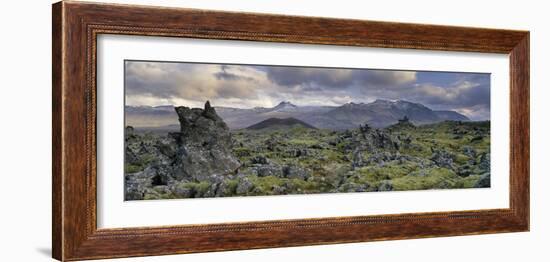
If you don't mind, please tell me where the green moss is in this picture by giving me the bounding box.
[180,181,211,196]
[455,153,470,165]
[353,161,418,185]
[462,174,483,188]
[288,178,309,193]
[143,193,159,200]
[125,153,158,174]
[248,176,285,195]
[336,141,349,151]
[285,178,326,194]
[391,167,459,191]
[288,138,318,146]
[142,187,177,200]
[195,181,211,195]
[125,164,143,173]
[220,179,239,196]
[140,154,156,165]
[323,149,345,162]
[233,147,252,157]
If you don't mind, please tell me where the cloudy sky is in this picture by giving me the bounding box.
[125,60,490,120]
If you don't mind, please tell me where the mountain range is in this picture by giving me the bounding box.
[125,99,469,131]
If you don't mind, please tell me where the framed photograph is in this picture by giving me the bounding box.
[52,1,529,261]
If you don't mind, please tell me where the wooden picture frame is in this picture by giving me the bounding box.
[52,1,529,261]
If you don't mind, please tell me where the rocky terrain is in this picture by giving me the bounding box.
[125,101,490,200]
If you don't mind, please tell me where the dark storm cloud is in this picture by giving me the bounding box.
[410,74,490,116]
[265,67,355,90]
[264,67,416,91]
[353,70,418,87]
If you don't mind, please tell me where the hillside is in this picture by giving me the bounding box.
[325,99,469,128]
[246,117,317,130]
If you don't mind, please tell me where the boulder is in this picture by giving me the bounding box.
[172,183,195,198]
[457,164,474,177]
[254,164,282,177]
[250,155,269,165]
[235,176,255,195]
[215,179,238,197]
[462,146,477,158]
[203,182,220,198]
[282,165,310,180]
[378,180,393,191]
[479,152,491,172]
[430,149,455,169]
[272,185,288,195]
[351,149,366,168]
[265,136,280,151]
[474,173,491,188]
[124,166,157,200]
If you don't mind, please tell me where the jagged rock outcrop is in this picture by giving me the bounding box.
[349,126,400,168]
[430,149,455,169]
[360,128,400,152]
[171,101,240,181]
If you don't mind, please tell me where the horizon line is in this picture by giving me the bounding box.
[125,98,427,110]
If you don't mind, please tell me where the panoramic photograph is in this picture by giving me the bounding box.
[124,60,491,201]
